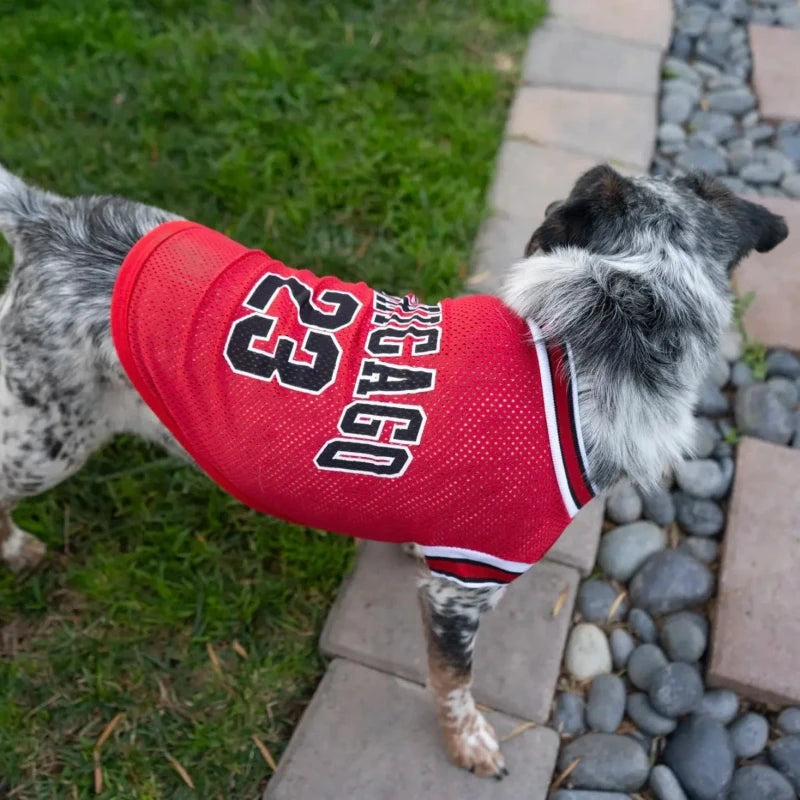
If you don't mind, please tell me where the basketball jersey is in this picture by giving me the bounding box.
[111,220,595,586]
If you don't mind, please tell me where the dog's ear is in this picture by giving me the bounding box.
[525,165,628,256]
[745,201,788,253]
[681,174,789,256]
[524,198,593,256]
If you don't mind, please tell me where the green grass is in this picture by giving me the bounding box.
[0,1,545,796]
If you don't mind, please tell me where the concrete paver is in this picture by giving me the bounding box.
[468,211,533,295]
[547,496,606,577]
[708,437,800,706]
[750,24,800,121]
[549,0,674,49]
[264,659,560,800]
[489,139,609,221]
[734,197,800,351]
[523,20,662,95]
[506,87,656,170]
[470,140,606,293]
[320,541,579,722]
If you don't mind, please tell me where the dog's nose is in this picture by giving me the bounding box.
[544,200,563,217]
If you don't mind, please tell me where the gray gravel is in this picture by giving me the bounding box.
[606,480,643,524]
[698,689,740,725]
[628,608,658,644]
[566,624,613,681]
[776,707,800,735]
[729,712,769,757]
[610,629,635,670]
[641,486,677,526]
[558,734,650,793]
[767,350,800,379]
[674,492,725,536]
[735,382,795,444]
[628,644,669,691]
[730,765,796,800]
[664,716,735,800]
[660,612,709,662]
[586,674,627,734]
[648,662,705,717]
[658,3,800,197]
[674,459,731,499]
[693,418,720,458]
[769,736,800,792]
[695,378,730,416]
[598,522,667,583]
[578,580,629,623]
[629,550,715,613]
[784,172,800,197]
[649,765,689,800]
[627,693,678,736]
[678,536,719,564]
[553,691,587,736]
[731,360,755,387]
[768,376,800,409]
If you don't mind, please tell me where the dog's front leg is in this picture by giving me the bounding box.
[418,574,507,778]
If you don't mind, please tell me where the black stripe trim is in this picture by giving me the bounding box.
[424,554,527,573]
[427,566,513,585]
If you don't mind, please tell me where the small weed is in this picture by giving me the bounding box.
[723,426,741,446]
[733,290,757,332]
[743,339,769,380]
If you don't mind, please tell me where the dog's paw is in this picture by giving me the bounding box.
[444,709,507,779]
[2,527,46,572]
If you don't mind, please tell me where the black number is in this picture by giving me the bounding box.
[339,402,425,443]
[314,439,411,477]
[355,359,434,397]
[246,275,360,331]
[224,273,361,395]
[366,326,440,357]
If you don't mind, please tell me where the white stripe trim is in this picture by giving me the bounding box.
[528,320,579,518]
[565,341,596,495]
[421,545,531,574]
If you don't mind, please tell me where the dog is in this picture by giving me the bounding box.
[0,162,788,778]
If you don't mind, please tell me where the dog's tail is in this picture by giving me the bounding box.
[0,162,60,247]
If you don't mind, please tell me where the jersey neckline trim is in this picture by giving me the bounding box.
[421,321,596,588]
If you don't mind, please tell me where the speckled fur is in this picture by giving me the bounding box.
[0,162,788,777]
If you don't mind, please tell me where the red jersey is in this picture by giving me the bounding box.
[111,221,595,586]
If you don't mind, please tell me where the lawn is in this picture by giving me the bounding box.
[0,1,545,797]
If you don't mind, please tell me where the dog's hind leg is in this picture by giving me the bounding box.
[0,352,121,571]
[0,508,45,572]
[0,390,98,571]
[418,574,508,778]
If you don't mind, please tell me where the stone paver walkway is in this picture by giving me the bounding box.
[321,542,579,722]
[750,23,800,120]
[708,437,800,705]
[265,660,560,800]
[264,1,800,797]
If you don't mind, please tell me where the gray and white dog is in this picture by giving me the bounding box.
[0,162,788,777]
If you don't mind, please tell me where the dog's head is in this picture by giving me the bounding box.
[503,165,789,491]
[524,164,788,273]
